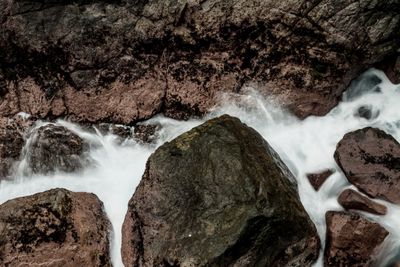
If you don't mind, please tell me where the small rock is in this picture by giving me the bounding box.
[0,188,112,266]
[25,124,89,174]
[338,189,387,215]
[334,127,400,204]
[111,124,133,140]
[355,105,379,120]
[324,211,389,267]
[133,124,159,143]
[306,169,334,191]
[0,116,32,178]
[96,123,133,140]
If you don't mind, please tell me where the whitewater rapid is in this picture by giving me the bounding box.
[0,68,399,266]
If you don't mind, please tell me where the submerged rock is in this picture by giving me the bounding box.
[0,1,398,122]
[0,116,32,178]
[338,189,387,215]
[306,169,334,191]
[324,211,388,267]
[0,188,111,266]
[25,124,89,174]
[96,123,133,141]
[355,105,379,120]
[96,122,160,143]
[133,124,159,144]
[334,127,400,204]
[122,115,320,266]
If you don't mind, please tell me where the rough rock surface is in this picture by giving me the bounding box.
[133,124,159,143]
[25,124,89,174]
[96,123,159,143]
[122,115,320,266]
[334,127,400,204]
[377,55,400,84]
[324,211,389,267]
[338,189,387,215]
[306,169,334,191]
[0,1,399,123]
[0,188,111,266]
[0,115,32,178]
[96,123,133,140]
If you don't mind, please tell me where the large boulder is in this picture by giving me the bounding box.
[324,211,389,267]
[0,188,111,266]
[334,127,400,204]
[122,115,320,266]
[0,115,32,178]
[24,124,89,174]
[0,1,399,123]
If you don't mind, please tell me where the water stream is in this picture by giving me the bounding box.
[0,68,399,266]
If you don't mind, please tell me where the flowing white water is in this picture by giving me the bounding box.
[0,68,399,266]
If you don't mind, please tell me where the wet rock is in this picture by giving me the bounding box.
[0,116,32,178]
[356,105,379,120]
[96,123,133,140]
[25,124,89,174]
[334,127,400,204]
[0,188,111,266]
[324,211,388,267]
[338,189,387,215]
[306,169,334,191]
[95,123,160,143]
[344,70,384,101]
[376,55,400,84]
[133,124,159,143]
[110,124,133,140]
[0,1,399,122]
[122,115,320,266]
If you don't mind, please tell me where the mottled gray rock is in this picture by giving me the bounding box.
[122,115,320,267]
[25,124,90,174]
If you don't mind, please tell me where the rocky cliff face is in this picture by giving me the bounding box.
[1,0,399,123]
[122,115,320,266]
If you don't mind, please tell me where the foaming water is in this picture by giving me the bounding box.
[0,68,399,266]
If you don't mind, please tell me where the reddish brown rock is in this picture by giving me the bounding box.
[0,115,32,178]
[122,115,320,267]
[0,188,111,266]
[334,127,400,204]
[324,211,389,267]
[338,189,387,215]
[0,1,399,123]
[306,169,334,191]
